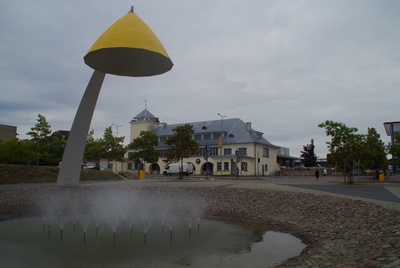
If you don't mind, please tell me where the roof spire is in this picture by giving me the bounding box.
[145,99,147,110]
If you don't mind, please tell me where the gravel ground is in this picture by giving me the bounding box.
[0,178,399,268]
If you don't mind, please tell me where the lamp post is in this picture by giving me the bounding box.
[112,123,122,137]
[217,113,226,178]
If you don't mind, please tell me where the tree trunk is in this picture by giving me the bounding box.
[179,158,183,179]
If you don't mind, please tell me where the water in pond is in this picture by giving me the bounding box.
[0,217,305,267]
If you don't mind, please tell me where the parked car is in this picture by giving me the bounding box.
[82,164,95,169]
[163,162,193,176]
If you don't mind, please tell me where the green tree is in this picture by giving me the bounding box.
[126,131,159,171]
[166,124,199,179]
[47,130,69,165]
[0,139,19,163]
[99,126,126,163]
[84,130,102,161]
[0,138,36,164]
[300,139,317,167]
[360,128,387,175]
[27,114,52,165]
[318,120,363,182]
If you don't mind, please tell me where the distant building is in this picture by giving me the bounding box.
[384,121,400,173]
[0,124,17,142]
[116,109,297,176]
[277,147,299,168]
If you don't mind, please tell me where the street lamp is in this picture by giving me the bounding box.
[217,113,226,178]
[217,113,226,119]
[112,123,122,137]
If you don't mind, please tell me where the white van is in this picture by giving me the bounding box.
[163,162,193,176]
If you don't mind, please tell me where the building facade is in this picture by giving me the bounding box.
[121,109,294,177]
[0,124,17,142]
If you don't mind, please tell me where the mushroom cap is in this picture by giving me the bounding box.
[84,9,173,77]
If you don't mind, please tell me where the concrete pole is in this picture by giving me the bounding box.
[57,71,106,185]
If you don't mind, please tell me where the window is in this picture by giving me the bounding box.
[203,134,211,140]
[196,147,202,156]
[193,147,216,157]
[238,148,247,156]
[228,133,235,138]
[160,136,167,143]
[241,162,248,171]
[194,134,202,140]
[128,163,133,170]
[157,150,167,157]
[265,164,268,171]
[224,148,232,155]
[224,162,229,170]
[128,152,134,159]
[263,147,270,157]
[212,133,220,140]
[217,162,222,171]
[195,148,204,156]
[210,147,219,156]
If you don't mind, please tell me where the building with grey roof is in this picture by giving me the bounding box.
[121,109,295,177]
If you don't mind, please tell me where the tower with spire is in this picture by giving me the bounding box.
[129,102,160,142]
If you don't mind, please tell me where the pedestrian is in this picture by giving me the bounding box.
[236,167,239,178]
[315,169,320,180]
[323,168,327,176]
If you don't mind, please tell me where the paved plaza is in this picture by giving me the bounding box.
[114,174,400,211]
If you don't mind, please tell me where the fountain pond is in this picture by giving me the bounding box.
[0,189,306,267]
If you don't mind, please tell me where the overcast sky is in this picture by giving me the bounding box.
[1,0,399,158]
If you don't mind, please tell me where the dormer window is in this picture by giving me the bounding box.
[212,133,220,140]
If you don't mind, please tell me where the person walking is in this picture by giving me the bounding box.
[315,169,320,181]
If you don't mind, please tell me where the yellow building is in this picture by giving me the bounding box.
[122,109,294,177]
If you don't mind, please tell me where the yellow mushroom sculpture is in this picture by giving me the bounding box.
[57,7,173,185]
[85,6,173,76]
